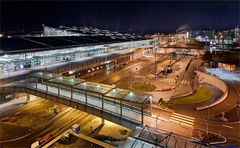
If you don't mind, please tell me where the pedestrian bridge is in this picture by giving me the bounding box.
[1,72,152,129]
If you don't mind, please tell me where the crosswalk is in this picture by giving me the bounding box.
[160,78,190,84]
[134,75,190,85]
[169,112,195,127]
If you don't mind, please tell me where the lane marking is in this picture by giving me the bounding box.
[172,113,195,120]
[222,124,233,129]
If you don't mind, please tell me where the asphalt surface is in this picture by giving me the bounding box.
[1,55,239,146]
[82,56,240,146]
[83,55,171,88]
[0,98,124,148]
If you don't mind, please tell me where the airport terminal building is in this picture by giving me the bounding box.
[0,26,154,74]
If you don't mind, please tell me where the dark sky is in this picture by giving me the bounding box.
[1,1,239,34]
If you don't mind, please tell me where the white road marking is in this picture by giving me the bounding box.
[222,124,233,129]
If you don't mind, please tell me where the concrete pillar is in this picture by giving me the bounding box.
[27,94,30,101]
[11,92,16,100]
[101,118,105,125]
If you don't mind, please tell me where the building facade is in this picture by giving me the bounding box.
[0,26,154,74]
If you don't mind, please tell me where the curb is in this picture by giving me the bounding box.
[192,128,227,145]
[195,71,229,110]
[155,86,176,92]
[0,133,31,143]
[206,119,240,125]
[171,90,194,99]
[0,97,28,109]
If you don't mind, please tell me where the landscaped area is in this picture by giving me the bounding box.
[192,128,226,145]
[132,82,156,92]
[168,86,213,106]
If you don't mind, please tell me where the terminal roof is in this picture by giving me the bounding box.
[0,35,144,55]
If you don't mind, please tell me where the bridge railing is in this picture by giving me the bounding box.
[26,80,144,125]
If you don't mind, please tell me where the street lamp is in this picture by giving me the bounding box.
[154,39,160,78]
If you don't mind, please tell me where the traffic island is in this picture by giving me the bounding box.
[131,82,156,92]
[167,86,213,106]
[192,128,226,145]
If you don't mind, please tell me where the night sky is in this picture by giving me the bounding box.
[1,1,239,34]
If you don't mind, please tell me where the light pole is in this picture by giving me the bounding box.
[156,114,160,129]
[207,100,210,135]
[155,43,157,78]
[154,39,159,78]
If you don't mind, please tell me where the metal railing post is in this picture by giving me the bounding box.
[141,104,144,126]
[102,94,104,109]
[35,79,37,89]
[26,76,29,87]
[85,91,87,104]
[58,84,60,96]
[46,80,48,92]
[71,86,73,99]
[120,100,122,117]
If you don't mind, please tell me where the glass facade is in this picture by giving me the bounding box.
[0,39,153,74]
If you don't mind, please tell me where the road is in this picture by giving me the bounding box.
[1,54,239,146]
[82,56,171,88]
[0,98,129,148]
[82,56,240,146]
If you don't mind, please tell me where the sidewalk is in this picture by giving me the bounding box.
[0,97,27,109]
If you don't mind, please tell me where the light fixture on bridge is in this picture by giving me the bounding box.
[96,84,100,89]
[129,91,133,97]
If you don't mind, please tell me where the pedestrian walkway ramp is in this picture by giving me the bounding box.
[1,71,153,129]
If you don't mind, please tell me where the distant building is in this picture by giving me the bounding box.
[234,25,240,43]
[189,28,235,50]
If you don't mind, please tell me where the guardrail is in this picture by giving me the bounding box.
[195,71,228,110]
